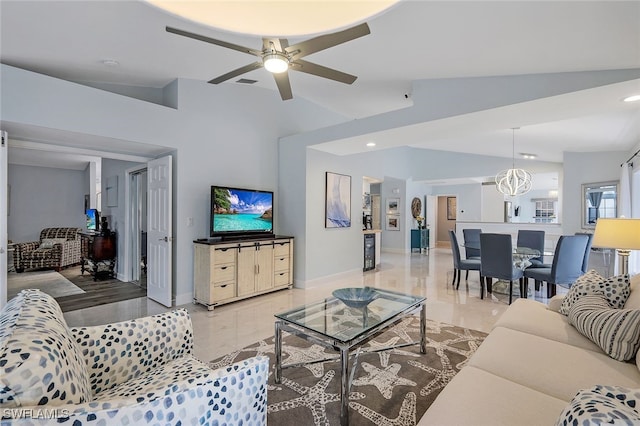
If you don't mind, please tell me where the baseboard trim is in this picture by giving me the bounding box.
[294,267,363,289]
[174,292,191,307]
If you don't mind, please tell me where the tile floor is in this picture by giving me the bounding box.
[63,248,561,361]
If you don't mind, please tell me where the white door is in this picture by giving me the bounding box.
[425,195,437,249]
[147,155,172,307]
[0,131,8,308]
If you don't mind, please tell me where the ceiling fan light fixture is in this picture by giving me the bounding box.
[263,53,289,73]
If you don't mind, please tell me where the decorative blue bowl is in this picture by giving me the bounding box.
[332,287,378,308]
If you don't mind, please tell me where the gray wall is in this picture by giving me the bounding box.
[3,64,636,297]
[284,144,561,283]
[2,64,345,305]
[100,158,147,278]
[563,150,629,234]
[8,164,86,242]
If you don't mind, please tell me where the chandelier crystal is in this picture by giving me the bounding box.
[495,128,532,196]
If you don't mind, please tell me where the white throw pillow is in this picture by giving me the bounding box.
[39,238,67,249]
[568,295,640,361]
[559,270,631,316]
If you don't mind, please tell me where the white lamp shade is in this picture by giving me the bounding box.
[592,218,640,250]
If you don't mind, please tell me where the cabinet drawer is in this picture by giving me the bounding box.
[274,256,290,272]
[274,271,290,286]
[273,242,290,257]
[213,264,235,283]
[213,282,235,302]
[214,246,236,264]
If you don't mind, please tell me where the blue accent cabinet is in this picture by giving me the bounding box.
[410,229,430,254]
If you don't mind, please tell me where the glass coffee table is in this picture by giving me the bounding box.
[274,287,426,426]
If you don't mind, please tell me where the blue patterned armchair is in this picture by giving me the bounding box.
[13,227,82,273]
[0,290,268,425]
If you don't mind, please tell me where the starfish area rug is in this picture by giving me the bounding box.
[209,316,487,425]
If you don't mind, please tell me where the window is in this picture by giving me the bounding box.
[533,199,556,223]
[582,181,618,228]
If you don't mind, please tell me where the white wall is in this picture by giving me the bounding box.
[8,164,86,242]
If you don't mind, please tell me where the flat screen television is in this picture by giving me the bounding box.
[211,186,273,238]
[86,208,100,231]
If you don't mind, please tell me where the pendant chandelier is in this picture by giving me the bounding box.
[495,128,532,196]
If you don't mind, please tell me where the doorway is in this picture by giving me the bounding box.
[437,195,456,248]
[128,168,148,289]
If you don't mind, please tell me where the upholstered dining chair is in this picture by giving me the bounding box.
[523,234,590,298]
[517,230,545,267]
[479,233,524,304]
[463,228,481,260]
[575,232,594,274]
[448,230,481,290]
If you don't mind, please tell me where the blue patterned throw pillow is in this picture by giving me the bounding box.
[560,270,631,316]
[556,385,640,425]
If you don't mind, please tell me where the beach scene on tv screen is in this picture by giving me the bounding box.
[213,188,273,232]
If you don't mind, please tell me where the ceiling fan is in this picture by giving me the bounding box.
[165,23,370,100]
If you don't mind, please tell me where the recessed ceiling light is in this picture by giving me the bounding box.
[520,153,537,160]
[366,142,376,147]
[623,95,640,102]
[101,59,120,67]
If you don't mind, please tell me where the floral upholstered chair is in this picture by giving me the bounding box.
[13,227,82,272]
[0,289,269,425]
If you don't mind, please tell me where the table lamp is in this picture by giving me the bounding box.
[591,218,640,275]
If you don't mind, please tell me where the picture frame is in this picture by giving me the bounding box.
[447,196,457,220]
[387,198,399,215]
[325,172,351,228]
[386,215,400,231]
[362,193,371,210]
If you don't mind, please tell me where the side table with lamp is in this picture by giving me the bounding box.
[591,218,640,276]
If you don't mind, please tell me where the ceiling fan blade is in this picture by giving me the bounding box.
[263,38,288,51]
[292,59,357,84]
[285,23,370,61]
[208,61,263,84]
[273,72,293,100]
[166,26,262,56]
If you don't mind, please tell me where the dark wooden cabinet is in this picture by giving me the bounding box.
[80,232,117,280]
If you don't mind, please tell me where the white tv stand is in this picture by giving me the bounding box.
[193,235,294,311]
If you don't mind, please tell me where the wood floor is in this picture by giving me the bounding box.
[57,266,147,312]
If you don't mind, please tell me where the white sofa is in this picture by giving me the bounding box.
[419,274,640,425]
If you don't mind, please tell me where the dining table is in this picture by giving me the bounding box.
[460,242,548,298]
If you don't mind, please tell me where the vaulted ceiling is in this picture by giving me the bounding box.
[1,1,639,167]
